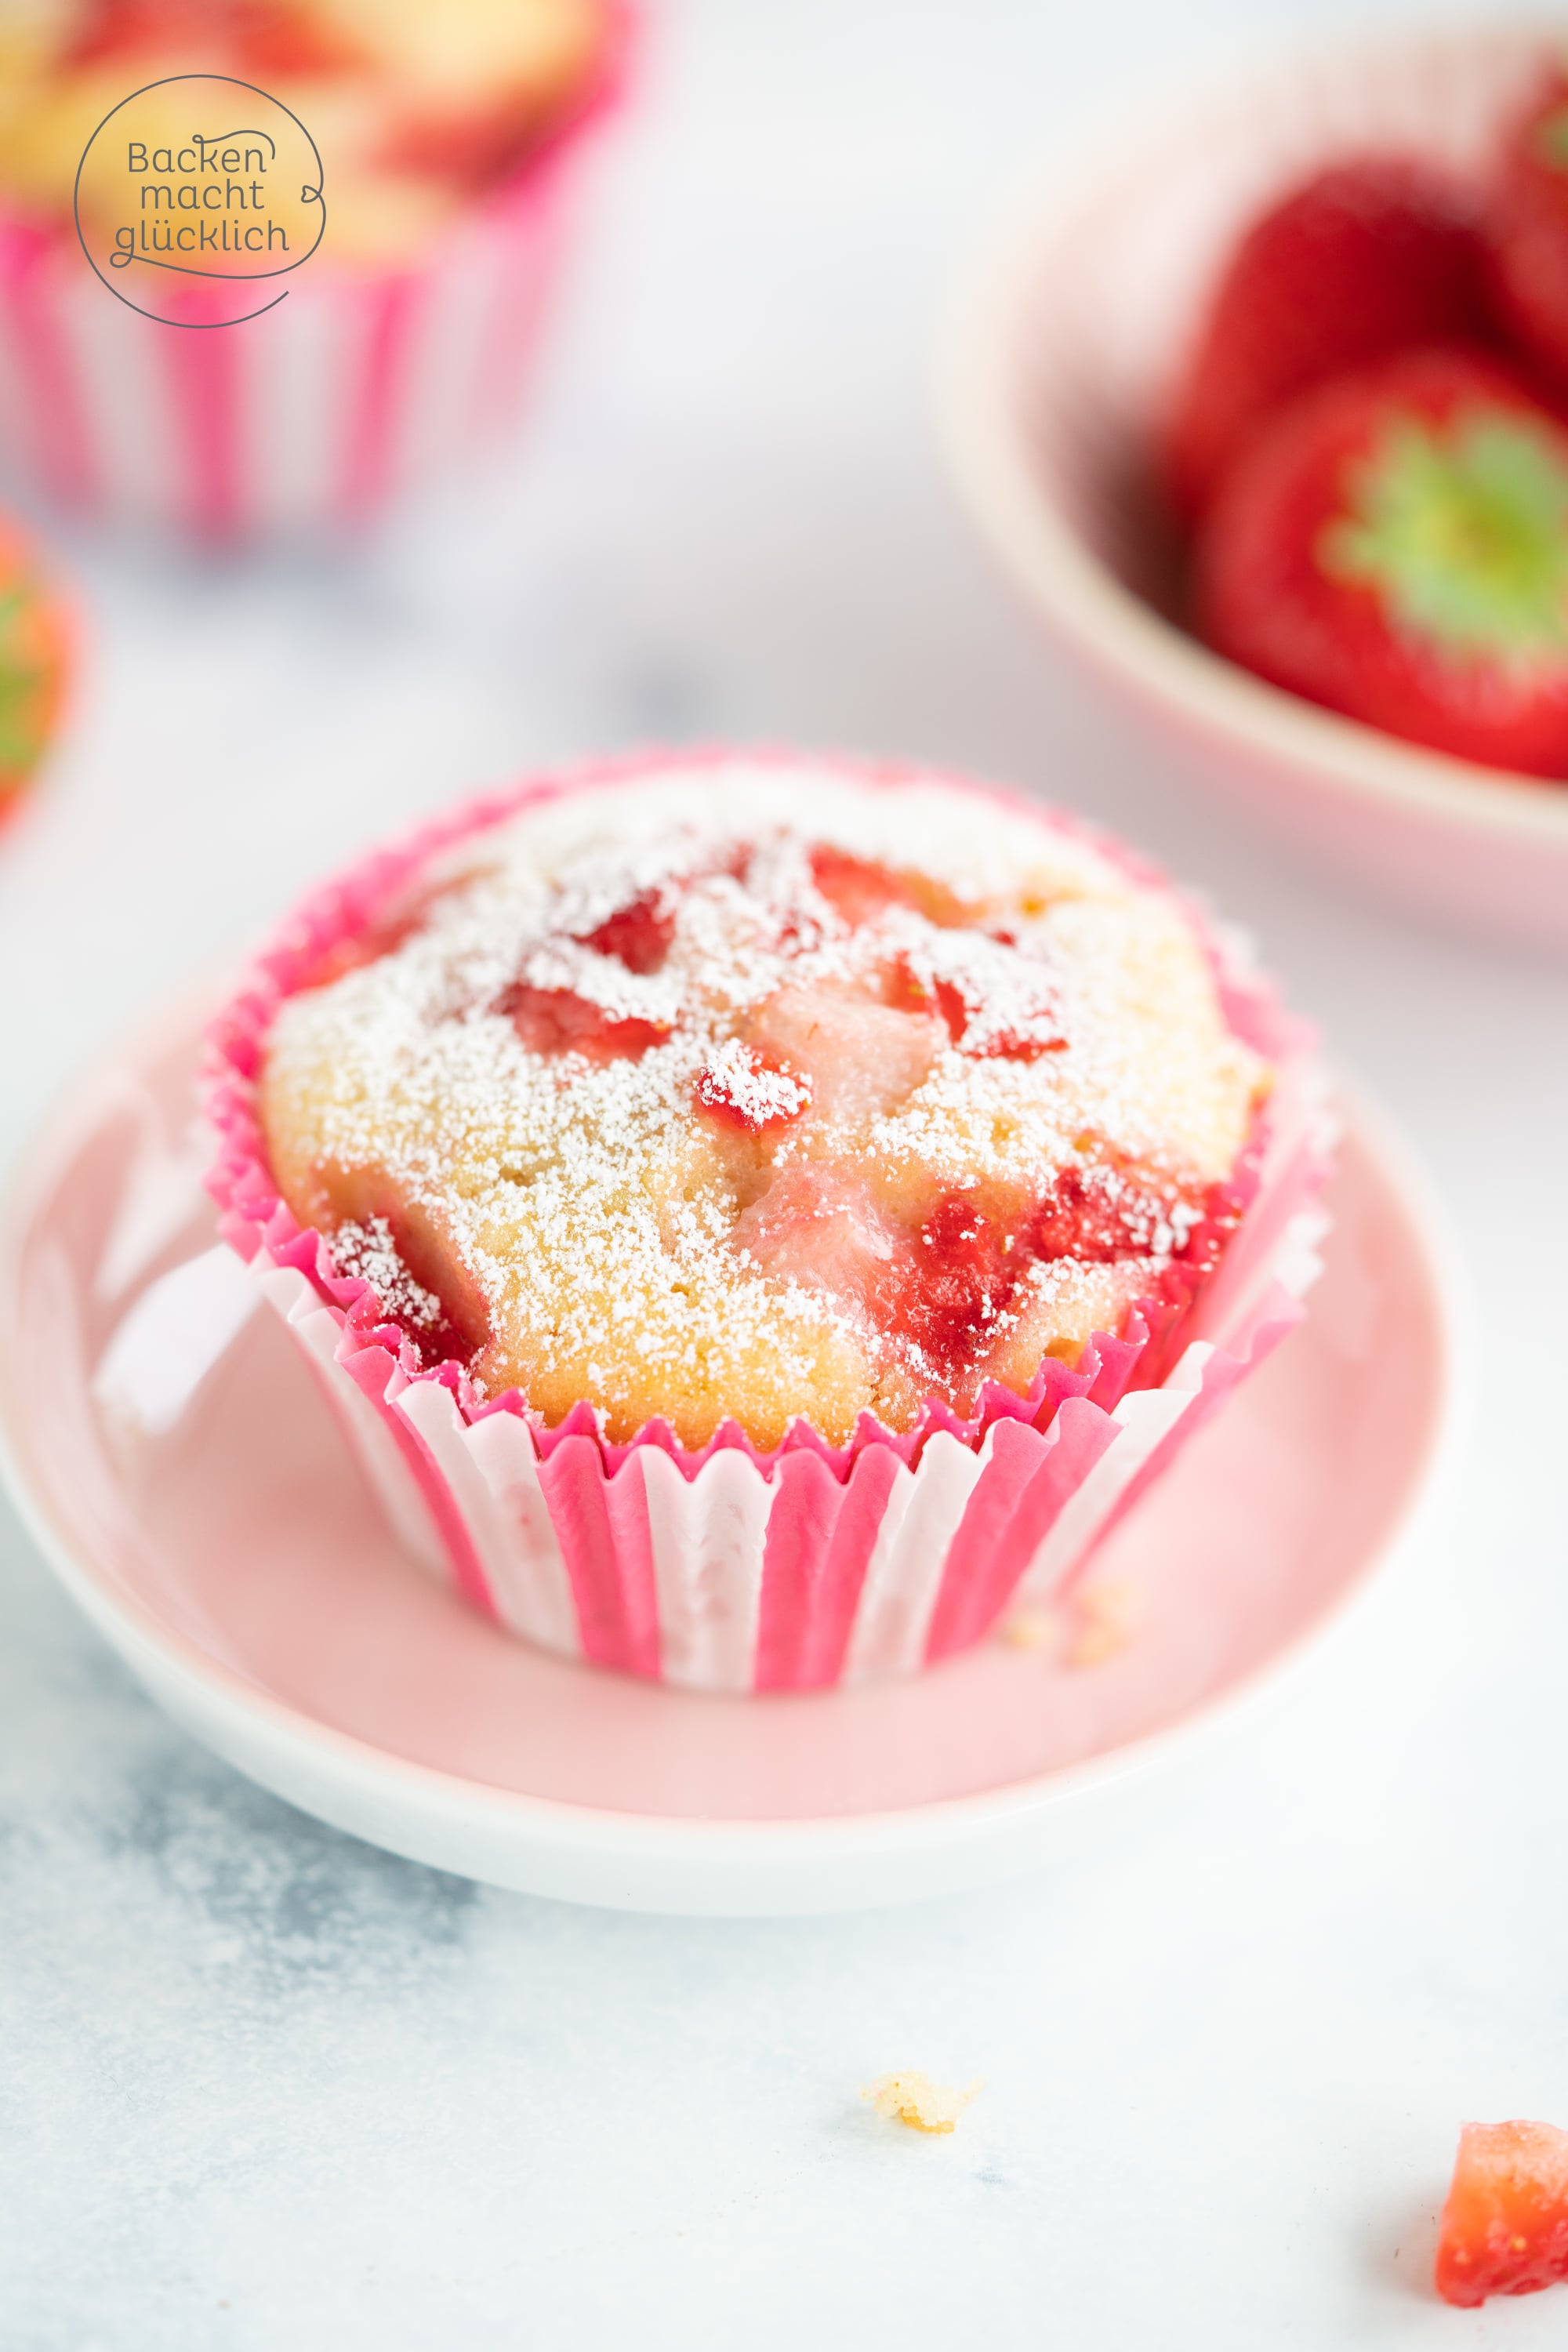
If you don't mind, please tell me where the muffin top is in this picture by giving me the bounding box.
[258,763,1270,1449]
[0,0,608,263]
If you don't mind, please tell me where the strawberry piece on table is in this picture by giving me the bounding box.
[0,518,69,817]
[1166,160,1494,519]
[1436,2120,1568,2307]
[1490,67,1568,396]
[1193,346,1568,775]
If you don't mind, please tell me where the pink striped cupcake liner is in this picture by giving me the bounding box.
[205,754,1335,1693]
[0,19,630,542]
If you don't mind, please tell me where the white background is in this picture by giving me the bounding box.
[3,1,1567,2343]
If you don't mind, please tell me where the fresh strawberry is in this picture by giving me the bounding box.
[1193,346,1568,774]
[1166,161,1494,519]
[1489,67,1568,396]
[1436,2120,1568,2307]
[0,518,69,821]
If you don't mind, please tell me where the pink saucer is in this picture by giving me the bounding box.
[0,1001,1453,1913]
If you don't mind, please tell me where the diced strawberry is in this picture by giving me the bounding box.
[728,1168,902,1322]
[694,1042,812,1134]
[574,889,675,975]
[748,985,938,1122]
[808,847,975,931]
[499,982,671,1062]
[887,956,967,1041]
[733,1174,1022,1374]
[1194,346,1568,775]
[808,848,917,927]
[1436,2121,1568,2307]
[314,1174,489,1374]
[1166,159,1494,517]
[894,1194,1021,1369]
[1029,1163,1182,1262]
[982,1027,1066,1063]
[888,952,1068,1061]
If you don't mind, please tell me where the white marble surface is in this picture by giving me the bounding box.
[3,0,1568,2342]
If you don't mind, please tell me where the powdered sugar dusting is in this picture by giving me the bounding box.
[257,762,1268,1446]
[695,1039,814,1130]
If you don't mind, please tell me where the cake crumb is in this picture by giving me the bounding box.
[997,1604,1063,1654]
[1068,1578,1142,1668]
[863,2071,981,2134]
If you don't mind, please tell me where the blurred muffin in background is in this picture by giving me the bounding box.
[0,0,609,263]
[0,0,629,538]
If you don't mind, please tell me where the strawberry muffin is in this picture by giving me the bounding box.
[0,0,612,266]
[253,762,1271,1450]
[211,757,1328,1688]
[0,0,626,534]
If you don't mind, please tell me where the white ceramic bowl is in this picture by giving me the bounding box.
[945,21,1568,953]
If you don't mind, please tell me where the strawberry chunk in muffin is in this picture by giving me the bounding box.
[257,765,1268,1447]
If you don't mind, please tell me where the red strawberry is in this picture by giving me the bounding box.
[1436,2120,1568,2307]
[1193,345,1568,775]
[1490,67,1568,396]
[1166,161,1494,519]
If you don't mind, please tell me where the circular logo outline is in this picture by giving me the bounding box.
[74,73,325,328]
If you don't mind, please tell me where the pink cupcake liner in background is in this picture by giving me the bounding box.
[204,755,1335,1693]
[0,14,632,543]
